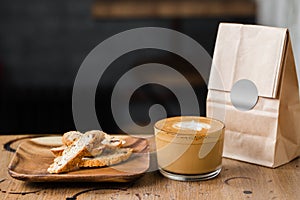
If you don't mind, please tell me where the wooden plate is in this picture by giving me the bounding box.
[8,135,149,182]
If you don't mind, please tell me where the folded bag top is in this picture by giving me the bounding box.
[209,23,287,98]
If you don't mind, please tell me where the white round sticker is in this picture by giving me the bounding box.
[230,79,258,111]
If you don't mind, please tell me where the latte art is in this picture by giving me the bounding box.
[172,120,211,131]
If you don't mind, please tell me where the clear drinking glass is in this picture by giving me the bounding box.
[154,116,225,181]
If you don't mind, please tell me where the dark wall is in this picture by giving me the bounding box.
[0,0,256,134]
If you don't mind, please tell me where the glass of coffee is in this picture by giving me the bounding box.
[154,116,224,181]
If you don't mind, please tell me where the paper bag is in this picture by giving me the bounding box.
[207,23,300,168]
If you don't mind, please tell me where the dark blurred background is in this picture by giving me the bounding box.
[0,0,256,134]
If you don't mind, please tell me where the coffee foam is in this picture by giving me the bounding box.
[172,120,211,132]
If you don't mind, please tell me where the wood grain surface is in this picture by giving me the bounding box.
[1,135,299,200]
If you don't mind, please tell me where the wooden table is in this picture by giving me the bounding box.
[0,135,299,200]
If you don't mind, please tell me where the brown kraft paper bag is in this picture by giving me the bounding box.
[207,23,300,168]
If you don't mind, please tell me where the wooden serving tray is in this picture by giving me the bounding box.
[8,135,149,182]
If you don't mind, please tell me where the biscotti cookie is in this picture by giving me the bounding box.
[62,131,83,146]
[51,130,105,157]
[63,130,124,148]
[79,148,133,168]
[47,132,99,173]
[101,134,124,149]
[50,145,105,157]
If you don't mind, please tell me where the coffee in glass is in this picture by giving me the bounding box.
[154,116,224,181]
